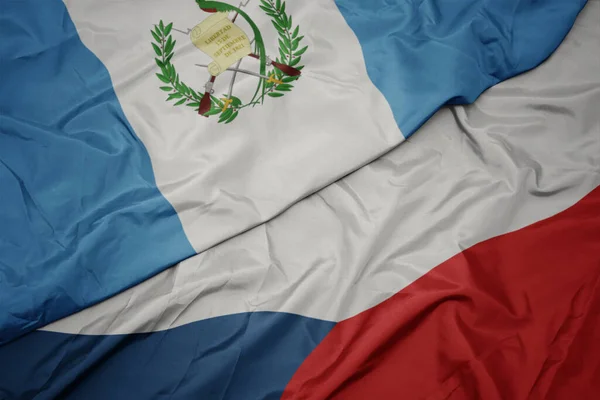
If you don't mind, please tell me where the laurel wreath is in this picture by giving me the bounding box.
[151,0,307,123]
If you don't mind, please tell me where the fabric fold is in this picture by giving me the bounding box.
[0,0,589,344]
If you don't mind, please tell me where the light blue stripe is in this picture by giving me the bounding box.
[0,0,195,344]
[335,0,587,137]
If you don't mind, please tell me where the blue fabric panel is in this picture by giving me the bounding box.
[0,0,195,344]
[335,0,587,137]
[0,312,335,400]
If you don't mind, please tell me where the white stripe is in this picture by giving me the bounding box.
[63,0,402,253]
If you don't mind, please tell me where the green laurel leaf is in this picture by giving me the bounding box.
[204,107,222,116]
[218,107,234,122]
[156,73,170,84]
[225,110,239,124]
[180,82,191,96]
[271,20,285,35]
[165,37,175,55]
[294,45,308,57]
[283,37,292,50]
[268,92,284,98]
[163,22,173,36]
[151,29,161,43]
[292,37,301,50]
[279,39,288,52]
[167,92,183,101]
[275,84,293,91]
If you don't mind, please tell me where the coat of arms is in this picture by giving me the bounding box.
[151,0,307,124]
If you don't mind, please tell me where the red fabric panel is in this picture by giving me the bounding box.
[283,186,600,400]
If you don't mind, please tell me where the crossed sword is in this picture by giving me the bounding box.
[172,0,297,115]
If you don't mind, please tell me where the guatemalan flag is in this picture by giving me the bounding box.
[1,0,598,399]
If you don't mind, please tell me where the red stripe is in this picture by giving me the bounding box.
[283,186,600,399]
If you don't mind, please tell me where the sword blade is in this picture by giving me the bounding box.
[195,64,270,81]
[226,39,255,99]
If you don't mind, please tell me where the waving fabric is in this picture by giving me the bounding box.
[0,0,588,347]
[0,1,598,398]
